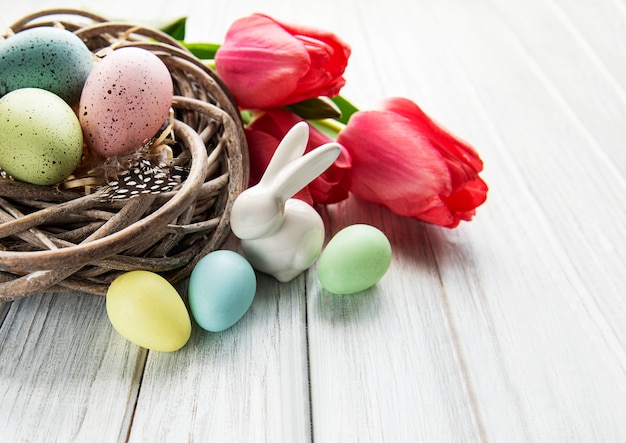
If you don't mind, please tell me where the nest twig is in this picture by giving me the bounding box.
[0,9,249,300]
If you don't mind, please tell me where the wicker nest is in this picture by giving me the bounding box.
[0,9,249,300]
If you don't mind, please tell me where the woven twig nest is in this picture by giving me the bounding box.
[0,9,249,300]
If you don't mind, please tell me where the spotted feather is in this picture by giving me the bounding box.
[98,158,187,200]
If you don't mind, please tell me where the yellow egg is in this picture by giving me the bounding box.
[106,271,191,352]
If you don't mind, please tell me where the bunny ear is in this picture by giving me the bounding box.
[270,142,342,202]
[260,122,309,186]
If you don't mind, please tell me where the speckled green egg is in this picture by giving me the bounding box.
[0,88,83,186]
[0,26,93,104]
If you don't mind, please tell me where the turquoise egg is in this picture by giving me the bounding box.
[0,27,93,104]
[188,250,257,332]
[318,224,392,294]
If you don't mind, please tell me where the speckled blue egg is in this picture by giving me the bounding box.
[0,27,94,104]
[0,88,83,186]
[188,250,257,332]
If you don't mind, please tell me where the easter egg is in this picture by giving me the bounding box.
[0,26,93,104]
[0,88,83,186]
[79,47,173,157]
[317,224,392,294]
[188,250,257,332]
[106,271,191,352]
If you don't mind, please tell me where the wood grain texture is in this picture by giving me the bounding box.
[0,293,144,442]
[127,276,311,442]
[309,200,483,442]
[1,0,625,442]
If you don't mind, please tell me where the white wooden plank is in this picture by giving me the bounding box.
[305,0,626,441]
[414,0,626,440]
[301,1,492,440]
[127,275,311,442]
[483,0,626,173]
[549,0,626,84]
[422,0,626,344]
[0,293,144,442]
[549,0,626,105]
[308,201,483,442]
[427,205,626,442]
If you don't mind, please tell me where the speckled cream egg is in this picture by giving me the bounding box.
[79,47,174,157]
[0,27,94,104]
[0,88,83,186]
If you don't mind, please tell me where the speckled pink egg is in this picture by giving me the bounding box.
[79,47,173,157]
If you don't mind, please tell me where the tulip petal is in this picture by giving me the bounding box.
[215,14,350,110]
[378,97,483,174]
[244,129,278,186]
[216,15,311,109]
[338,100,488,227]
[338,110,451,215]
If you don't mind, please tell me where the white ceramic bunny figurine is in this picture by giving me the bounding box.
[230,122,341,282]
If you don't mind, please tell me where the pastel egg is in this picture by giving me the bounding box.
[0,26,93,104]
[317,224,392,294]
[106,271,191,352]
[188,250,257,332]
[79,47,173,157]
[0,88,83,186]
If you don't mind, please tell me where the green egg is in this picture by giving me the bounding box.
[318,224,392,294]
[0,88,83,186]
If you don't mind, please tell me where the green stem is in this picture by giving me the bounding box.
[309,118,347,140]
[182,42,221,60]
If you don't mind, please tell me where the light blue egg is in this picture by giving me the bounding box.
[188,250,257,332]
[0,27,93,104]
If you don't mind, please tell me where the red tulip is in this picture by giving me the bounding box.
[337,97,487,228]
[245,109,352,205]
[215,14,350,110]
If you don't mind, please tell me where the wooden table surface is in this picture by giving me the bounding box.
[1,0,625,442]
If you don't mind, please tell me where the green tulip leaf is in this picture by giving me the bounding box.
[183,42,221,60]
[285,97,342,120]
[159,17,187,40]
[331,95,359,124]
